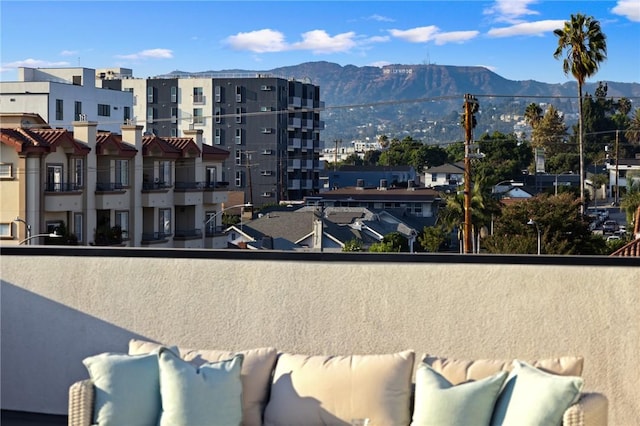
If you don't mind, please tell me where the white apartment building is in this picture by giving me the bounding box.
[0,113,230,248]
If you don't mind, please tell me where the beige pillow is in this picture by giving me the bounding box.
[422,354,583,385]
[129,339,277,426]
[263,350,415,426]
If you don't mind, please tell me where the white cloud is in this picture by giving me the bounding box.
[225,29,287,53]
[389,26,440,43]
[612,0,640,22]
[366,14,395,22]
[487,20,565,37]
[60,50,78,57]
[291,30,358,53]
[434,31,480,45]
[0,58,70,72]
[484,0,540,23]
[116,48,173,60]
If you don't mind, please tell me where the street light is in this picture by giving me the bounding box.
[527,218,541,255]
[14,217,31,245]
[492,180,524,198]
[19,232,63,245]
[202,203,252,247]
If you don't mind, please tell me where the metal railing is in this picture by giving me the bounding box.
[44,182,82,192]
[95,182,127,191]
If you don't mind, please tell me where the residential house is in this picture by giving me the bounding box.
[424,162,464,192]
[321,165,417,191]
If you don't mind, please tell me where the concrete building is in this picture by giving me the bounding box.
[99,71,325,207]
[0,67,133,133]
[0,113,230,248]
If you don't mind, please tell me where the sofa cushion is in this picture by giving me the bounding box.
[157,347,243,426]
[129,339,277,426]
[423,354,583,385]
[82,352,161,426]
[263,350,415,426]
[412,363,507,426]
[490,360,584,426]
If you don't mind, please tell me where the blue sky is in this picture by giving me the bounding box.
[1,0,639,84]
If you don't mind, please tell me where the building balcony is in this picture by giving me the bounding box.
[0,248,637,425]
[43,183,83,212]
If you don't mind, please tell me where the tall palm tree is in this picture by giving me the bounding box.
[524,103,543,129]
[625,108,640,145]
[554,14,607,214]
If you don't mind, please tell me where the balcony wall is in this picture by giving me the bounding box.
[0,247,638,424]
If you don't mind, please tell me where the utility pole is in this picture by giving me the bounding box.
[333,139,341,171]
[463,94,478,254]
[615,130,620,205]
[245,151,256,207]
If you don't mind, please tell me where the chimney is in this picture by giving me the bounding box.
[183,128,203,150]
[378,179,388,190]
[356,179,364,190]
[407,180,415,191]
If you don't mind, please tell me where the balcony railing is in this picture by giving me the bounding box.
[95,182,127,192]
[44,182,82,192]
[142,181,172,191]
[205,225,226,237]
[141,232,170,242]
[174,181,205,190]
[173,228,202,239]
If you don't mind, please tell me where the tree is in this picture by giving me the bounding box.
[531,105,569,160]
[342,239,363,252]
[474,131,533,185]
[524,103,543,131]
[626,108,640,146]
[417,226,446,253]
[554,14,607,213]
[483,193,608,255]
[377,134,390,149]
[368,232,409,252]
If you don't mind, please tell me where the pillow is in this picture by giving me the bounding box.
[263,350,415,426]
[490,360,584,426]
[129,339,277,426]
[82,352,161,426]
[423,355,583,385]
[411,363,507,426]
[157,347,244,426]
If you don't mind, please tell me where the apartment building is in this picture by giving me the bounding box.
[99,71,325,206]
[0,67,133,133]
[0,113,230,248]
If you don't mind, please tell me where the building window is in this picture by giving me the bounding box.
[74,213,83,243]
[205,167,216,188]
[235,171,243,187]
[193,108,204,125]
[75,101,82,121]
[0,163,13,179]
[214,128,221,145]
[235,150,243,166]
[170,128,177,137]
[147,107,155,123]
[147,86,155,103]
[159,160,172,185]
[72,158,84,188]
[215,85,221,102]
[115,159,129,187]
[124,106,131,123]
[115,211,129,240]
[215,107,221,124]
[431,174,437,182]
[171,86,177,103]
[159,208,172,237]
[235,85,242,102]
[170,107,178,124]
[98,104,110,117]
[46,164,63,191]
[205,211,218,235]
[55,99,64,120]
[0,223,11,238]
[235,128,242,145]
[235,107,242,124]
[193,87,204,103]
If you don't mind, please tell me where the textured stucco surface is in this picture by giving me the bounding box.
[1,251,638,424]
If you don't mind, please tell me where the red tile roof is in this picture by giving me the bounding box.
[95,132,137,157]
[1,128,90,155]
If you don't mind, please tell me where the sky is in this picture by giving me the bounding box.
[1,0,639,84]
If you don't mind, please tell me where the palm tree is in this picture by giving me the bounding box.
[625,108,640,145]
[554,14,607,214]
[524,103,543,129]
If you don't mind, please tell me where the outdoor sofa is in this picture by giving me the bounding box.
[68,339,608,426]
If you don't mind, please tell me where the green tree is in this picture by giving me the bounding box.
[475,131,533,185]
[554,13,607,211]
[483,193,607,255]
[368,232,409,252]
[524,103,543,131]
[342,239,363,252]
[417,226,446,253]
[620,177,640,231]
[531,105,569,159]
[626,109,640,146]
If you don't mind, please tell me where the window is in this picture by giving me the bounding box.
[170,107,178,123]
[214,128,221,145]
[235,107,242,123]
[115,211,129,240]
[215,86,221,102]
[75,101,82,121]
[193,108,203,125]
[74,213,83,243]
[159,208,172,237]
[46,221,63,235]
[159,161,172,185]
[205,211,217,234]
[123,106,131,123]
[431,174,437,182]
[205,167,217,187]
[147,86,154,103]
[170,128,177,137]
[235,171,243,187]
[235,85,242,102]
[115,159,129,187]
[147,107,155,123]
[72,158,84,188]
[0,223,11,238]
[235,128,242,145]
[193,87,204,103]
[98,104,110,117]
[171,86,177,103]
[55,99,63,120]
[0,163,13,179]
[46,164,63,191]
[235,150,243,166]
[215,107,221,124]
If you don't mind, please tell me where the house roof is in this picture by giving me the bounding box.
[96,132,138,157]
[202,144,230,161]
[319,186,439,202]
[142,135,182,158]
[425,163,465,174]
[337,165,415,172]
[1,127,90,155]
[610,238,640,257]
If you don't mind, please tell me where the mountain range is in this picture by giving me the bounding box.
[170,61,640,144]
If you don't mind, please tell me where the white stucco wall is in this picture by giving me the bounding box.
[1,248,638,424]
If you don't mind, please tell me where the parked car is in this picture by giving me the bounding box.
[602,220,619,234]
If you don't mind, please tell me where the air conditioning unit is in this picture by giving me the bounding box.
[260,85,272,91]
[261,192,273,197]
[261,128,272,134]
